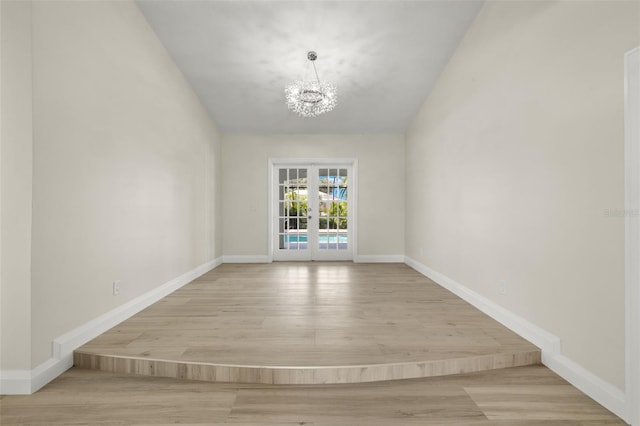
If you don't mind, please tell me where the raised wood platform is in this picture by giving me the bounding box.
[74,263,541,384]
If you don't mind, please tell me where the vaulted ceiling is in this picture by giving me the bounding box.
[137,1,483,134]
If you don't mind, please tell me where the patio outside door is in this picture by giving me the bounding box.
[271,161,355,261]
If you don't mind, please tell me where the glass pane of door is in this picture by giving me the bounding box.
[277,167,308,252]
[317,167,348,252]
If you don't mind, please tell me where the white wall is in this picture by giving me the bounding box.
[222,134,404,259]
[0,0,33,374]
[406,0,639,392]
[0,0,222,374]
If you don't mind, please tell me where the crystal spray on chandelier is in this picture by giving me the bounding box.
[285,51,337,117]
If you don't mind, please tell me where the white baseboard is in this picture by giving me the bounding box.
[543,353,627,421]
[0,370,31,394]
[0,257,222,395]
[354,254,405,263]
[222,255,271,263]
[404,257,561,354]
[52,257,222,360]
[404,256,627,423]
[222,254,404,263]
[31,356,74,394]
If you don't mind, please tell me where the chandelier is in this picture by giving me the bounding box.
[285,51,337,117]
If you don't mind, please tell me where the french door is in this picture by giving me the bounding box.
[271,161,355,261]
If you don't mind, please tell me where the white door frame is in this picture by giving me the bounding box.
[268,158,358,262]
[625,46,639,426]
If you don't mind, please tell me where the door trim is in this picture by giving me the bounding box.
[624,46,639,425]
[268,158,358,262]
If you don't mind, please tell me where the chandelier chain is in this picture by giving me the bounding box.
[312,61,321,85]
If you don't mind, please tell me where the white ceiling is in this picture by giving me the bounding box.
[136,1,483,134]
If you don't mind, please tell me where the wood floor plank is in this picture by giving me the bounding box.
[228,384,487,424]
[0,368,236,425]
[464,385,622,422]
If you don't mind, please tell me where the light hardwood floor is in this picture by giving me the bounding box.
[0,365,624,425]
[3,263,624,424]
[75,263,540,384]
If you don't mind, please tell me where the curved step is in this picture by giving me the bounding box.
[73,350,540,385]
